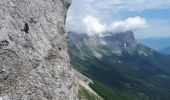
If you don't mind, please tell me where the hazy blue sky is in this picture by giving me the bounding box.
[66,0,170,39]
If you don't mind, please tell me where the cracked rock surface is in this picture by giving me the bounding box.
[0,0,78,99]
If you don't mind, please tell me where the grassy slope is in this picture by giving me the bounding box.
[69,44,170,100]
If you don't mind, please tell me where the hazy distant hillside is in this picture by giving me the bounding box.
[68,31,170,100]
[140,37,170,52]
[162,47,170,55]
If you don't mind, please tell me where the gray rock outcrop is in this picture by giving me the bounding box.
[0,0,78,100]
[103,31,137,55]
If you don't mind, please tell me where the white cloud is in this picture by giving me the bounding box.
[110,16,148,32]
[83,16,106,36]
[67,15,148,36]
[68,0,170,19]
[66,0,170,38]
[79,0,170,12]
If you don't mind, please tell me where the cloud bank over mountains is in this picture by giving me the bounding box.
[78,15,148,36]
[83,16,106,36]
[66,0,170,38]
[109,16,148,33]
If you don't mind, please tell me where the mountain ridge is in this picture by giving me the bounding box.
[68,31,170,100]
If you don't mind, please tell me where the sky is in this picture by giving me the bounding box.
[66,0,170,39]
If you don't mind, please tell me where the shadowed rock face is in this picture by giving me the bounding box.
[103,31,137,55]
[0,0,78,100]
[68,31,138,55]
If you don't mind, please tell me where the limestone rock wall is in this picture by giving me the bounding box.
[0,0,78,99]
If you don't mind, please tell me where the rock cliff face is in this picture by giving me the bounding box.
[68,31,138,55]
[103,31,137,55]
[0,0,78,100]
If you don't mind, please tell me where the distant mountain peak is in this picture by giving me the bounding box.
[68,31,170,100]
[102,31,137,55]
[104,31,135,42]
[68,31,148,56]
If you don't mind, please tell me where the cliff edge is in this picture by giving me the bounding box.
[0,0,77,99]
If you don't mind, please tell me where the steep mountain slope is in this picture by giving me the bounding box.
[68,31,170,100]
[0,0,78,100]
